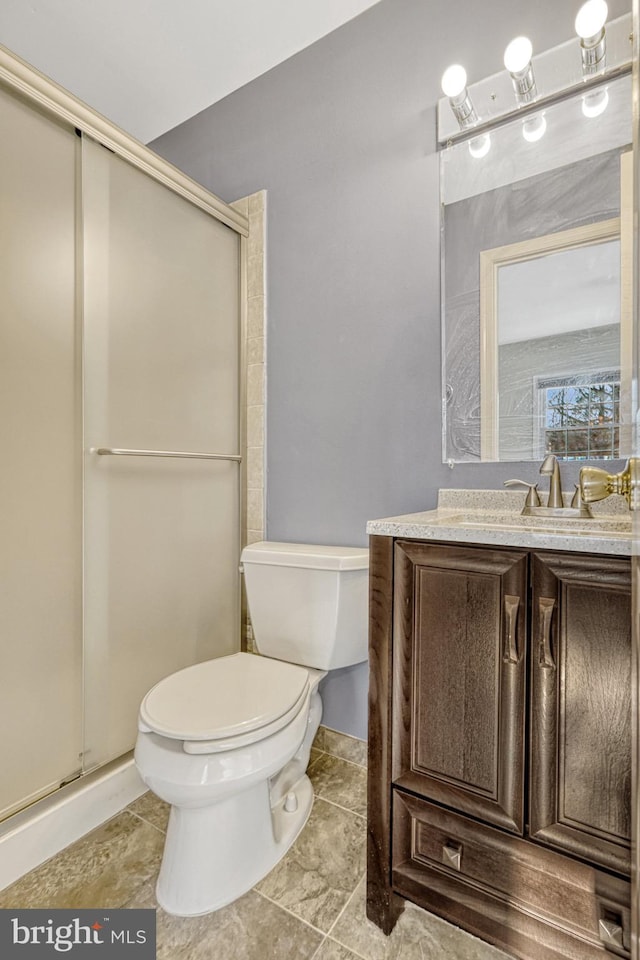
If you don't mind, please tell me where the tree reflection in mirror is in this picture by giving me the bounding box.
[536,372,620,460]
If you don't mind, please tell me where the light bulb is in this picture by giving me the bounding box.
[441,64,467,99]
[522,114,547,142]
[575,0,608,41]
[504,36,533,75]
[442,63,477,128]
[582,87,609,117]
[468,134,491,159]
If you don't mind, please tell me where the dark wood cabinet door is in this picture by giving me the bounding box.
[392,540,527,833]
[529,551,631,875]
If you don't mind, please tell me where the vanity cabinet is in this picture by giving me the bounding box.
[368,536,631,960]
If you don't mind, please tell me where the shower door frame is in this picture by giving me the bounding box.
[0,42,250,809]
[0,46,247,235]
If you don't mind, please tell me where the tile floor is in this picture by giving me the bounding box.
[0,727,513,960]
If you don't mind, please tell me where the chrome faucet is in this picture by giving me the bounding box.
[504,454,593,518]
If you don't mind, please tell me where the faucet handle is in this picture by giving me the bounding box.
[571,483,594,517]
[570,483,583,509]
[504,479,541,508]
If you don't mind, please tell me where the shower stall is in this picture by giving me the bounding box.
[0,49,247,825]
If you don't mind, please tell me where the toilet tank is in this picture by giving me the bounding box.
[240,542,369,671]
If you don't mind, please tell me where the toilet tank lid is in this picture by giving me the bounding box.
[241,541,369,571]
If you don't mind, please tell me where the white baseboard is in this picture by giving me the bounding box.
[0,756,146,892]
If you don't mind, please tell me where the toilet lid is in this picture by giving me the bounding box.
[139,652,310,742]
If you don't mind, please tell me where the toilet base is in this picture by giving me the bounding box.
[156,773,314,916]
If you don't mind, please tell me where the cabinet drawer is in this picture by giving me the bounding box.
[393,789,630,959]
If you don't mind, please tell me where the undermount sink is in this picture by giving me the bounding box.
[440,512,632,537]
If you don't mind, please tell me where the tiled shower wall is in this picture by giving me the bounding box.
[232,190,266,545]
[231,191,266,650]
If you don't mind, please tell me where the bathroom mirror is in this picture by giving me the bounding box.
[441,73,632,462]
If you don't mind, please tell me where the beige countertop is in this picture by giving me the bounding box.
[366,489,633,556]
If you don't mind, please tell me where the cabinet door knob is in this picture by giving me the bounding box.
[442,842,462,871]
[598,917,624,949]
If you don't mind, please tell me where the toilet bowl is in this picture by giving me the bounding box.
[135,653,323,916]
[134,541,369,917]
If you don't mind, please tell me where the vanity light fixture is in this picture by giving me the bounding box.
[437,6,631,146]
[504,36,537,103]
[522,113,547,142]
[581,86,609,116]
[575,0,608,75]
[441,64,478,128]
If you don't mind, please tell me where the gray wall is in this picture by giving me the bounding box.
[151,0,630,740]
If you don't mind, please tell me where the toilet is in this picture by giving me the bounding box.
[134,541,369,917]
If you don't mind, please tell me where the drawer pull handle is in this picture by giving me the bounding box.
[503,595,520,663]
[538,597,556,669]
[442,842,462,871]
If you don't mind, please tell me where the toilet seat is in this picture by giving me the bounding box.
[139,652,310,752]
[182,685,310,754]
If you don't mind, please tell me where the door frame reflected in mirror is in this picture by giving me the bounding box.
[479,173,632,461]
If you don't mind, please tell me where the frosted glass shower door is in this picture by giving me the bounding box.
[0,88,83,818]
[83,137,241,769]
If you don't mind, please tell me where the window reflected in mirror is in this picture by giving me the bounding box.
[538,374,620,460]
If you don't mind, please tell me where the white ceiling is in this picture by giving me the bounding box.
[0,0,382,143]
